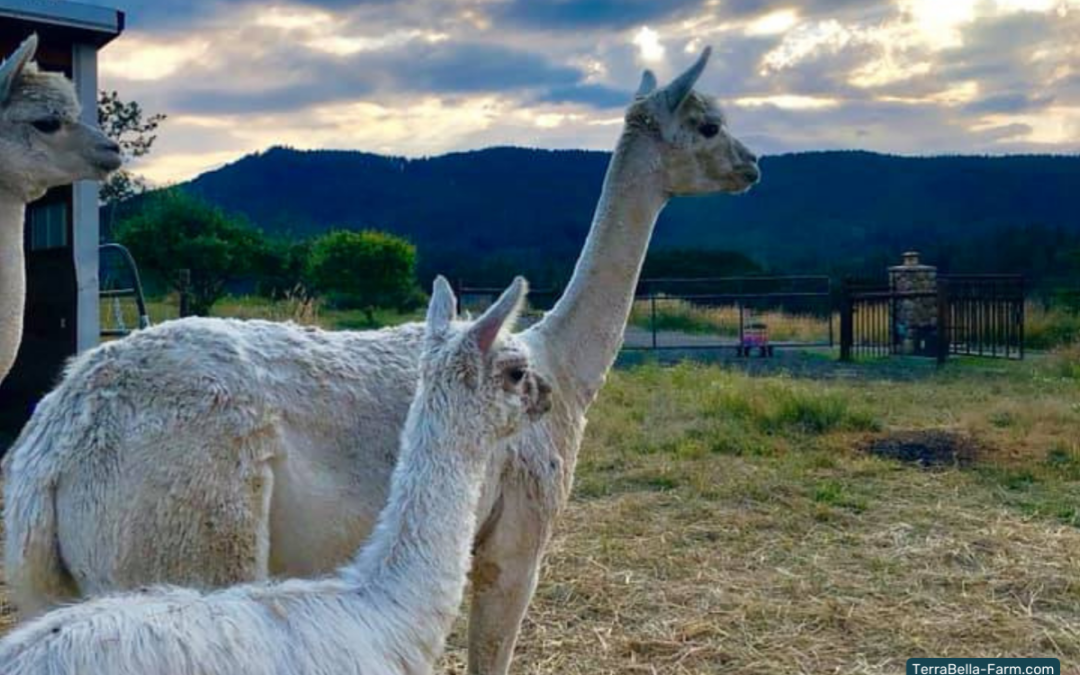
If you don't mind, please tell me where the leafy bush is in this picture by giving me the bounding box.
[307,230,420,322]
[253,238,313,300]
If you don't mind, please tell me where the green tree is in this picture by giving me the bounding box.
[115,189,265,315]
[97,90,167,232]
[254,237,313,299]
[308,230,419,321]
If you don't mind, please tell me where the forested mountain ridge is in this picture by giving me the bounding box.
[173,146,1080,285]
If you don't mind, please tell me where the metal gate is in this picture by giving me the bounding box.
[99,243,151,338]
[840,275,1024,363]
[942,275,1025,359]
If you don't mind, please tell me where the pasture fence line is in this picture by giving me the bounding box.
[458,275,836,355]
[839,275,1025,364]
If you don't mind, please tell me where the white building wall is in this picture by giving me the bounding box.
[71,41,100,352]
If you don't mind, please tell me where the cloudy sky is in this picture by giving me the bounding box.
[86,0,1080,184]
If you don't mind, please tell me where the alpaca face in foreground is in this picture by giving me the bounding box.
[0,275,550,675]
[418,275,552,443]
[0,35,121,202]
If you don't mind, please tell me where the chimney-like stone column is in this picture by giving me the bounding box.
[889,251,938,355]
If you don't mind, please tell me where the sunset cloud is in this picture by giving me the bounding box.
[82,0,1080,184]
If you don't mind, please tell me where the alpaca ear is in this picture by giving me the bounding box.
[635,70,658,99]
[0,34,38,105]
[425,275,457,338]
[659,46,711,113]
[469,276,527,354]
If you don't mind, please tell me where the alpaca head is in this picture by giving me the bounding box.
[0,35,122,202]
[419,275,551,447]
[627,47,760,196]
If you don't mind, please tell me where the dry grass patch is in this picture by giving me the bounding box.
[630,298,833,344]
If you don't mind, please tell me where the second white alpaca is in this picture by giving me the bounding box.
[0,276,551,675]
[0,35,122,383]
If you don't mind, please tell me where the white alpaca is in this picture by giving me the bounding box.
[0,34,122,383]
[3,48,758,674]
[0,276,551,675]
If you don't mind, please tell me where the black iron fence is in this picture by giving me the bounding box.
[840,275,1025,363]
[460,274,1025,363]
[942,275,1025,359]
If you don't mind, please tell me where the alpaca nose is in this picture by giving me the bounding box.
[737,162,761,185]
[100,139,121,154]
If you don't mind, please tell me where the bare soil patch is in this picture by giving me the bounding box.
[860,430,984,468]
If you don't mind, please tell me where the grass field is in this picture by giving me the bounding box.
[6,304,1080,673]
[440,356,1080,674]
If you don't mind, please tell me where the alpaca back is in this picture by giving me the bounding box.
[4,316,426,612]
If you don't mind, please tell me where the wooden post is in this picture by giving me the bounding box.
[178,268,192,318]
[1018,277,1026,360]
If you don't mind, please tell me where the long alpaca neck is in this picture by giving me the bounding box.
[341,396,488,658]
[0,191,26,384]
[537,129,668,402]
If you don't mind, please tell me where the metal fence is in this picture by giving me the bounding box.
[943,275,1025,359]
[459,276,835,354]
[840,275,1025,363]
[461,274,1025,362]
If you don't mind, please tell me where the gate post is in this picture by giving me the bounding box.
[1019,277,1026,360]
[936,278,950,365]
[178,269,192,318]
[839,281,853,362]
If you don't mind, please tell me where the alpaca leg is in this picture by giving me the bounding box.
[466,489,552,675]
[56,435,277,595]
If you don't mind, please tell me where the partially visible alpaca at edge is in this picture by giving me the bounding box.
[4,48,757,675]
[0,34,121,383]
[0,276,552,675]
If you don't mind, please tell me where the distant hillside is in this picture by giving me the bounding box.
[174,146,1080,286]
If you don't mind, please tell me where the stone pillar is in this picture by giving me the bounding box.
[889,251,937,355]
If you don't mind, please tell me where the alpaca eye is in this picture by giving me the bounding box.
[699,123,720,138]
[32,118,62,134]
[508,368,526,384]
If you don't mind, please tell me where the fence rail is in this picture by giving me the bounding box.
[461,276,835,354]
[840,275,1025,364]
[461,274,1025,363]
